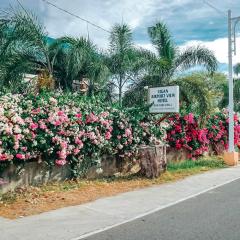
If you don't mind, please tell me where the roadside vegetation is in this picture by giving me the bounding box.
[0,5,238,219]
[0,157,226,219]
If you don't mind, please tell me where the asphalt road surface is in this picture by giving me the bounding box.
[83,178,240,240]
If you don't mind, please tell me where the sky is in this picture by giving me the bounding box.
[1,0,240,72]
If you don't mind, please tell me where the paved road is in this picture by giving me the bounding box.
[2,167,240,240]
[83,178,240,240]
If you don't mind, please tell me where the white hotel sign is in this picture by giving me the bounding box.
[148,86,179,113]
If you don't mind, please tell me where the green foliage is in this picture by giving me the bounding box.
[173,72,227,118]
[167,157,226,171]
[52,37,109,92]
[0,7,219,117]
[107,24,150,106]
[218,76,240,112]
[234,63,240,76]
[175,46,218,74]
[0,7,56,91]
[123,21,218,109]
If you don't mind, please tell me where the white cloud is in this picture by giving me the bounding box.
[41,0,158,48]
[136,43,156,53]
[179,37,240,65]
[3,0,240,71]
[38,0,210,48]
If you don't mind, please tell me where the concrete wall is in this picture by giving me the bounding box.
[0,146,166,193]
[0,162,71,194]
[0,155,121,194]
[166,147,189,162]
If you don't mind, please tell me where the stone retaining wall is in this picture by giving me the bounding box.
[0,145,167,194]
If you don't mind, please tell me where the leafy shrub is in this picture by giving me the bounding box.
[206,110,240,154]
[166,113,209,159]
[166,111,240,159]
[0,91,165,177]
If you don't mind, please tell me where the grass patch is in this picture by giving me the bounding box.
[0,156,227,219]
[167,156,226,171]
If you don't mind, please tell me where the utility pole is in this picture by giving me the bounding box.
[225,10,240,165]
[228,10,234,152]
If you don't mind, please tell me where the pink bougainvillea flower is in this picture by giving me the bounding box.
[105,131,112,140]
[234,114,238,122]
[16,153,25,160]
[55,159,67,166]
[75,138,84,149]
[60,141,68,149]
[32,108,41,115]
[99,112,109,118]
[184,113,194,124]
[30,122,38,130]
[21,147,27,152]
[31,132,36,139]
[73,148,80,155]
[57,110,65,116]
[125,128,132,137]
[88,132,96,140]
[54,120,61,126]
[14,134,22,141]
[0,154,8,161]
[39,123,47,130]
[176,142,182,149]
[86,113,99,123]
[75,113,82,119]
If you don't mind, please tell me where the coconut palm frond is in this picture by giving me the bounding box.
[52,36,108,91]
[172,76,213,117]
[110,24,133,53]
[0,6,52,86]
[148,22,175,62]
[175,45,218,73]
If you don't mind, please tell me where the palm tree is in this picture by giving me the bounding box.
[0,8,109,94]
[172,72,226,118]
[106,24,149,106]
[0,14,33,91]
[52,37,109,93]
[219,77,240,112]
[234,63,240,76]
[148,22,217,84]
[0,7,58,90]
[124,22,218,108]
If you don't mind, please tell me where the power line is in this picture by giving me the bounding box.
[41,0,111,33]
[202,0,227,16]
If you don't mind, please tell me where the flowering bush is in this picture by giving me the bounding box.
[0,91,164,177]
[2,90,238,176]
[110,107,164,159]
[166,113,209,159]
[166,111,240,159]
[206,110,240,154]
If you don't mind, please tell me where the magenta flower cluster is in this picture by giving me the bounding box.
[166,111,240,159]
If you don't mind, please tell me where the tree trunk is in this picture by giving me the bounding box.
[119,75,123,107]
[138,145,167,178]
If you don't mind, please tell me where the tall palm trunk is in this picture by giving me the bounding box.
[119,74,123,107]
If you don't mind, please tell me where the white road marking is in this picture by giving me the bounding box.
[70,175,240,240]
